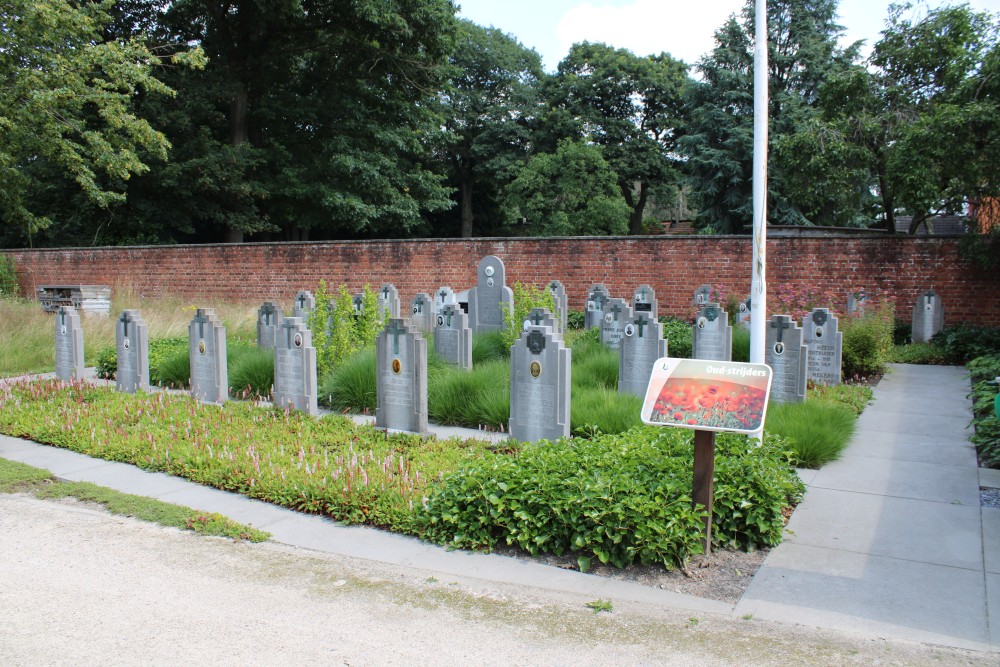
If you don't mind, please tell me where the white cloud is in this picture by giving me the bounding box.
[555,0,740,67]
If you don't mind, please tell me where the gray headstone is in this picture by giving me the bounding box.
[736,296,752,329]
[802,308,842,386]
[600,298,633,350]
[467,256,513,333]
[523,307,558,334]
[375,319,428,434]
[352,293,364,317]
[584,284,610,330]
[632,284,659,319]
[292,290,315,320]
[434,304,472,370]
[54,306,84,382]
[116,309,149,393]
[434,286,458,315]
[765,314,808,403]
[189,308,228,404]
[912,289,944,344]
[257,302,284,349]
[408,293,433,334]
[548,280,569,333]
[378,283,401,320]
[509,326,571,443]
[273,317,318,416]
[691,303,732,361]
[618,312,668,397]
[847,288,867,316]
[693,284,712,307]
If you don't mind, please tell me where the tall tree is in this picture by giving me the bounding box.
[542,42,688,235]
[437,20,543,238]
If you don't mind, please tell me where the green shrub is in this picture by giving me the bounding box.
[501,282,556,351]
[320,347,377,412]
[429,360,509,428]
[841,305,894,380]
[893,321,911,345]
[765,400,858,468]
[889,342,948,365]
[731,326,750,362]
[571,335,618,390]
[156,348,191,388]
[0,255,17,298]
[809,383,873,416]
[660,317,692,358]
[931,324,1000,364]
[229,347,274,399]
[570,386,643,435]
[96,346,117,380]
[472,330,509,363]
[311,282,384,376]
[967,354,1000,468]
[567,310,585,330]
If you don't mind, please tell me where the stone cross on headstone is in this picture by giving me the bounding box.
[272,317,318,416]
[54,305,84,382]
[802,308,842,386]
[434,304,472,370]
[912,289,944,344]
[600,298,633,350]
[619,312,668,397]
[434,286,458,316]
[548,280,568,333]
[693,284,712,307]
[765,314,808,403]
[352,293,364,317]
[376,318,428,434]
[257,302,284,349]
[292,290,315,320]
[691,303,732,361]
[408,292,433,333]
[189,308,228,404]
[509,325,571,443]
[378,283,401,319]
[632,284,659,319]
[467,255,513,333]
[116,309,149,394]
[523,307,557,333]
[584,284,610,330]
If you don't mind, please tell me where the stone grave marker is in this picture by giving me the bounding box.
[375,318,428,434]
[116,309,149,394]
[378,283,401,320]
[409,293,433,333]
[292,290,315,320]
[600,298,633,350]
[618,312,668,397]
[847,288,867,315]
[434,304,472,370]
[273,317,318,416]
[912,289,945,344]
[691,303,732,361]
[523,307,557,334]
[693,284,712,308]
[509,326,571,443]
[434,286,458,315]
[352,293,364,317]
[802,308,842,386]
[632,284,659,319]
[467,255,513,333]
[584,284,610,330]
[765,314,808,403]
[54,305,84,382]
[736,296,752,329]
[189,308,228,404]
[548,280,568,333]
[257,302,284,349]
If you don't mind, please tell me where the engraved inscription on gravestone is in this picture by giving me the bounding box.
[54,305,84,382]
[802,308,842,386]
[273,317,318,415]
[468,256,512,333]
[509,326,571,443]
[619,312,668,397]
[378,284,401,320]
[376,318,428,433]
[408,293,433,333]
[912,289,944,344]
[584,284,610,330]
[765,314,808,403]
[691,303,732,361]
[189,308,228,404]
[292,290,315,320]
[257,302,284,349]
[632,284,659,319]
[693,284,712,307]
[434,304,473,370]
[600,298,633,350]
[116,309,149,394]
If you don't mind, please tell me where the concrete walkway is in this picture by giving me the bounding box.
[0,364,996,653]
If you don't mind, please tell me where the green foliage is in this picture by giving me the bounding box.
[0,456,54,491]
[765,401,858,468]
[808,383,873,416]
[320,347,378,413]
[311,282,385,378]
[96,336,190,383]
[841,305,895,380]
[229,347,274,400]
[472,331,510,364]
[570,387,643,436]
[570,335,619,390]
[156,348,191,388]
[966,355,1000,467]
[501,282,556,352]
[0,256,17,297]
[660,317,693,358]
[731,327,751,362]
[428,360,510,429]
[416,427,803,566]
[889,342,949,365]
[567,310,585,330]
[931,324,1000,364]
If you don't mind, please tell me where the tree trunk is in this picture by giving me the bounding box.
[627,181,649,235]
[876,153,895,234]
[460,177,474,238]
[908,211,931,235]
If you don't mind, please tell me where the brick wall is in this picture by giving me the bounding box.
[4,235,997,325]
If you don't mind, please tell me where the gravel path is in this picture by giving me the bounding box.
[0,494,993,666]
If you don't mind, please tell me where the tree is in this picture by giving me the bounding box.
[502,139,630,236]
[0,0,198,245]
[437,20,543,238]
[542,42,688,235]
[680,0,856,233]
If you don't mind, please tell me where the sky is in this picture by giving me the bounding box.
[455,0,1000,72]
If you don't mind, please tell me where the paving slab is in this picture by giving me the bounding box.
[854,410,971,439]
[735,543,990,651]
[784,486,982,570]
[155,485,299,529]
[810,454,980,505]
[988,573,1000,650]
[843,432,977,466]
[984,508,1000,575]
[981,468,1000,489]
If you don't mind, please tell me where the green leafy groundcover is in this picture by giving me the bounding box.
[0,379,803,570]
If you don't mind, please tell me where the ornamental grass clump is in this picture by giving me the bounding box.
[764,400,857,468]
